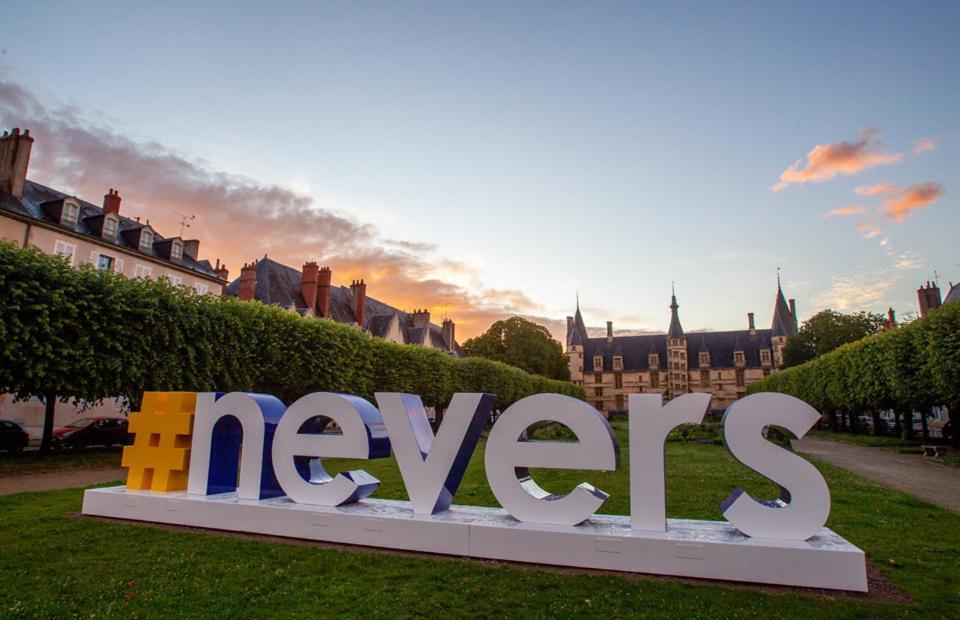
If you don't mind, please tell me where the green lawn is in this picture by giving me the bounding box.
[0,448,120,476]
[2,423,959,618]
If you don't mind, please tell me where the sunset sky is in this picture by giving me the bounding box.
[2,1,957,340]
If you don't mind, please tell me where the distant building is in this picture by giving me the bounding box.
[917,279,960,317]
[0,127,228,293]
[566,282,798,413]
[226,257,462,356]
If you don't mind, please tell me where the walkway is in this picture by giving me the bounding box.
[794,437,960,513]
[0,468,122,496]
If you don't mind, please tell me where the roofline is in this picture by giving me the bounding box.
[1,209,226,284]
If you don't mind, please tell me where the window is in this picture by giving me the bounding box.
[96,254,114,271]
[114,259,124,274]
[614,373,623,389]
[734,351,745,365]
[139,230,153,251]
[760,349,771,364]
[594,387,603,397]
[61,202,80,226]
[648,353,659,368]
[615,394,624,410]
[700,369,710,387]
[171,241,183,260]
[595,401,604,411]
[53,240,76,265]
[169,275,183,286]
[195,283,208,295]
[102,216,118,239]
[594,372,602,384]
[593,356,603,370]
[650,372,660,389]
[699,352,710,366]
[613,356,623,370]
[736,368,746,387]
[135,264,152,278]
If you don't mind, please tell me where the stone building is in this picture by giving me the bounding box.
[225,257,462,355]
[566,282,798,413]
[0,127,229,435]
[917,279,960,317]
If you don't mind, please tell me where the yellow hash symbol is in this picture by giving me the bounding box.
[122,392,196,492]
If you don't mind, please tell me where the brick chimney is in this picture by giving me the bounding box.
[182,239,200,261]
[442,318,456,352]
[917,281,942,317]
[239,262,257,301]
[318,266,332,317]
[350,279,366,327]
[301,261,319,313]
[102,188,121,215]
[412,308,431,329]
[885,307,897,330]
[214,259,229,282]
[0,128,34,199]
[606,321,613,342]
[748,312,756,335]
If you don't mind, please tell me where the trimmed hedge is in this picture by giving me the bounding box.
[748,301,960,437]
[0,242,584,410]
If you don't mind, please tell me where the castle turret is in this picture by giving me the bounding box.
[666,287,688,400]
[566,297,588,386]
[771,274,797,368]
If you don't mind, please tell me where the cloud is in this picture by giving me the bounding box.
[880,182,945,223]
[812,271,901,311]
[0,78,549,339]
[823,205,867,218]
[854,219,882,239]
[893,252,924,270]
[854,183,897,196]
[772,129,903,191]
[912,138,936,155]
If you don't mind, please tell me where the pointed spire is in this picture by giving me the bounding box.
[667,287,684,339]
[568,294,589,347]
[771,272,798,337]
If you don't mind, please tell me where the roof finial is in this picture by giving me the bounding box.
[777,266,782,289]
[576,289,580,310]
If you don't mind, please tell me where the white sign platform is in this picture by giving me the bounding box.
[82,486,868,592]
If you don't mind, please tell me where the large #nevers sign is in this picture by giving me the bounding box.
[82,391,867,591]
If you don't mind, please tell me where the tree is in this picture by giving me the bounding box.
[462,317,571,381]
[782,309,886,368]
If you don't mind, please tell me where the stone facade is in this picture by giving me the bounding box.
[566,283,798,413]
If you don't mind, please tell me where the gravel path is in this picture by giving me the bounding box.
[794,437,960,513]
[0,468,123,496]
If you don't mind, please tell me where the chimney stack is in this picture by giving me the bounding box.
[301,262,320,313]
[102,188,121,215]
[350,279,367,327]
[885,307,897,330]
[318,266,332,317]
[214,259,229,282]
[442,318,456,352]
[748,312,756,334]
[917,281,942,317]
[239,262,257,301]
[412,308,431,329]
[0,128,34,199]
[566,316,574,335]
[606,321,613,341]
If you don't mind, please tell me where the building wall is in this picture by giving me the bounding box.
[0,215,27,246]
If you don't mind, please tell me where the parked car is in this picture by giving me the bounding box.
[0,420,29,452]
[52,417,129,450]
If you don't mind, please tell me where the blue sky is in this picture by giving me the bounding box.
[2,1,957,338]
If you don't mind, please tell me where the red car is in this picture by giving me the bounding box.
[52,417,129,450]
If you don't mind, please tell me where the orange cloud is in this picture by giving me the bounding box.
[772,129,903,191]
[913,138,936,154]
[824,205,867,218]
[854,218,881,239]
[880,182,944,223]
[854,183,897,196]
[0,79,554,340]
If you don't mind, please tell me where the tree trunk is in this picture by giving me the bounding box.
[904,408,915,441]
[40,391,56,453]
[920,408,929,440]
[871,409,882,436]
[892,410,902,437]
[950,402,959,449]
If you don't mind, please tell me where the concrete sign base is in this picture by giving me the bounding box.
[82,486,867,592]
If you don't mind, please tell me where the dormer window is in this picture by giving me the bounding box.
[139,229,153,251]
[593,356,603,370]
[648,353,659,368]
[61,201,80,227]
[102,214,119,240]
[734,351,745,365]
[613,356,623,370]
[699,351,710,366]
[760,349,771,364]
[170,240,183,261]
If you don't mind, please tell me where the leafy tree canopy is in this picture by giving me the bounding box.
[782,309,886,368]
[462,316,570,381]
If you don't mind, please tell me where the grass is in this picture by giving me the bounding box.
[2,422,959,618]
[0,448,121,476]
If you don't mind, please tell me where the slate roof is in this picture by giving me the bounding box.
[582,329,774,372]
[0,180,221,279]
[225,257,463,355]
[771,284,798,338]
[567,304,589,347]
[943,283,960,306]
[667,293,684,338]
